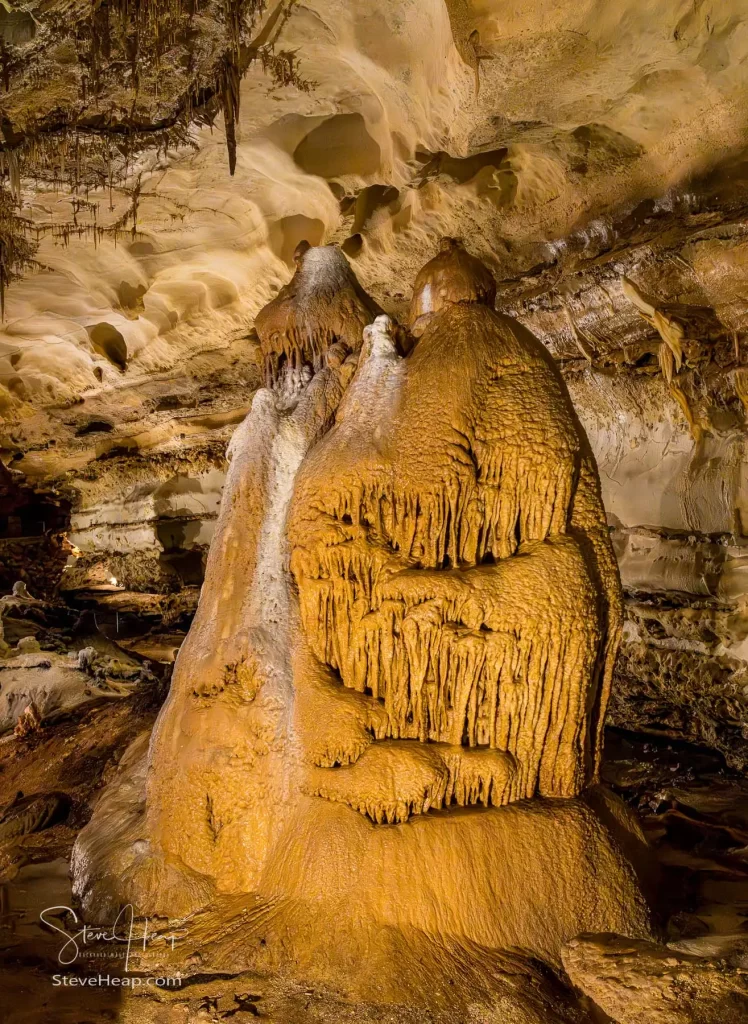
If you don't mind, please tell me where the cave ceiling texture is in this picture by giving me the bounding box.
[1,2,748,1023]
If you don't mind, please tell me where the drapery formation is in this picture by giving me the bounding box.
[289,281,622,823]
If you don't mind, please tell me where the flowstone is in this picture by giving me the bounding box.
[73,241,654,1014]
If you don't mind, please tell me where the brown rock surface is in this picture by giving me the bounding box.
[1,0,748,774]
[255,243,381,384]
[3,2,748,1020]
[563,933,748,1024]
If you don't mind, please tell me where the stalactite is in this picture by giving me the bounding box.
[0,40,10,94]
[622,274,706,438]
[219,52,241,175]
[295,534,597,808]
[670,382,702,441]
[0,184,37,318]
[0,0,313,306]
[294,450,576,573]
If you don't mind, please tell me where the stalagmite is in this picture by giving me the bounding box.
[408,235,497,331]
[289,241,622,819]
[254,241,381,385]
[73,240,651,1014]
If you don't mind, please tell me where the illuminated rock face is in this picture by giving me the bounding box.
[73,242,650,1009]
[408,236,497,331]
[289,252,623,818]
[254,242,381,385]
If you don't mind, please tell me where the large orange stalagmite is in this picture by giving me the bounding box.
[289,290,622,816]
[73,241,651,1015]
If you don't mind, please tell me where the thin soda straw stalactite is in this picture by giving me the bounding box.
[0,0,314,314]
[0,184,36,318]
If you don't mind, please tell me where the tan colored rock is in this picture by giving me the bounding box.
[290,246,622,815]
[73,245,650,1010]
[562,934,748,1024]
[12,700,40,738]
[254,242,380,385]
[0,653,102,733]
[408,235,497,328]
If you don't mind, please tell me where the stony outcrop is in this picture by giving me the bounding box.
[563,934,748,1024]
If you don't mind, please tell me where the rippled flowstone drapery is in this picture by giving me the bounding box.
[73,241,653,1014]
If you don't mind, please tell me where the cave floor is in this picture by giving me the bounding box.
[0,698,746,1023]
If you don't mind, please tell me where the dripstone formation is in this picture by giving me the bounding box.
[73,240,653,1013]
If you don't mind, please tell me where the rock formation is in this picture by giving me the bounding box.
[3,0,748,784]
[563,934,748,1024]
[255,241,382,384]
[2,4,748,1020]
[408,236,497,331]
[73,242,652,1012]
[289,239,623,814]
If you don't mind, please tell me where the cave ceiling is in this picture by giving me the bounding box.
[1,0,747,427]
